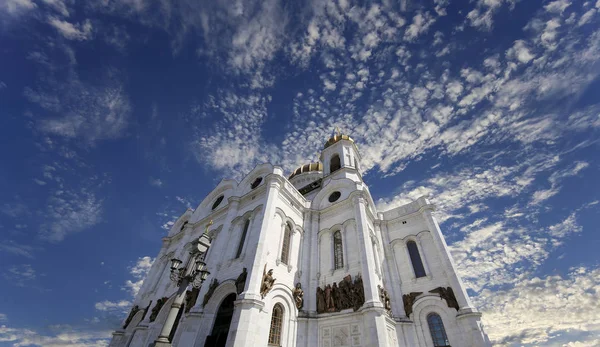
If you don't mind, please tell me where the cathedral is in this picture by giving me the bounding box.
[109,133,491,347]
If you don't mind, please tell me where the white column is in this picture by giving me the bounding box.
[307,211,319,314]
[154,278,189,347]
[420,204,474,310]
[227,178,281,347]
[379,222,407,317]
[352,194,382,307]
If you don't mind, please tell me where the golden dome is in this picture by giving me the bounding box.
[288,162,323,180]
[324,134,354,149]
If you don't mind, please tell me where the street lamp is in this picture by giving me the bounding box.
[154,221,213,347]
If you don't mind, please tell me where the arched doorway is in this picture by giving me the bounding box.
[205,293,236,347]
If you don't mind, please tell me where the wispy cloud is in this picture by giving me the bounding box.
[40,189,103,242]
[0,324,111,347]
[3,264,36,287]
[48,17,93,40]
[0,240,35,258]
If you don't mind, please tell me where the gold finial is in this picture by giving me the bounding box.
[204,220,213,234]
[334,126,341,136]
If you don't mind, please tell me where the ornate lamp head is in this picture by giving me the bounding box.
[170,258,183,270]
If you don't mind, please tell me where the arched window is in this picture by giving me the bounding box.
[333,231,344,270]
[330,154,341,173]
[268,303,284,346]
[236,219,250,258]
[427,313,450,347]
[407,240,426,278]
[280,224,292,265]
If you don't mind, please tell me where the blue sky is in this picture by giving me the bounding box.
[0,0,599,346]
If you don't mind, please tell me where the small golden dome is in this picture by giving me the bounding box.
[288,162,323,180]
[324,134,354,149]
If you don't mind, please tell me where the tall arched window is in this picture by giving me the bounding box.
[268,303,284,346]
[427,313,450,347]
[333,231,344,270]
[280,224,291,265]
[407,240,426,278]
[330,154,341,173]
[236,219,250,258]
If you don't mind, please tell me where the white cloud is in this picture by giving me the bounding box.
[506,40,535,64]
[0,313,7,322]
[48,17,93,40]
[40,189,103,242]
[578,9,596,26]
[404,12,435,41]
[545,0,572,14]
[1,0,36,15]
[31,77,131,144]
[478,266,600,346]
[123,256,154,297]
[40,0,69,17]
[0,324,111,347]
[3,264,36,287]
[0,240,34,258]
[94,300,131,312]
[149,177,163,187]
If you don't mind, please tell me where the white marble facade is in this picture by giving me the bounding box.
[109,134,491,347]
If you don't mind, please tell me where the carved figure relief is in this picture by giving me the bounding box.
[123,305,139,329]
[260,264,276,298]
[293,283,304,309]
[430,286,459,311]
[235,267,248,294]
[149,297,169,322]
[185,288,200,313]
[402,292,422,318]
[316,287,326,313]
[141,301,151,321]
[202,278,220,307]
[378,285,392,314]
[316,273,365,313]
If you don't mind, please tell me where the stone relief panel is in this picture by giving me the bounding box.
[321,324,361,347]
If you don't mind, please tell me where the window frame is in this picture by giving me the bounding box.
[333,230,344,270]
[427,312,450,347]
[280,223,292,265]
[268,303,284,346]
[407,240,426,278]
[235,219,250,259]
[330,154,341,173]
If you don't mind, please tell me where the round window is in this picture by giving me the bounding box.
[251,177,263,189]
[328,191,341,203]
[212,195,224,210]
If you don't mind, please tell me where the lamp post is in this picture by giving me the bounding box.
[154,222,212,347]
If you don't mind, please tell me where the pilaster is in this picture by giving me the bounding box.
[419,201,475,311]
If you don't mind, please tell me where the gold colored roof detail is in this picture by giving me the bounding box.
[324,134,354,149]
[288,162,323,180]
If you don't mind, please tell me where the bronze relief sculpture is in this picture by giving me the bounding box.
[430,286,459,311]
[149,297,169,322]
[315,273,365,313]
[123,305,139,329]
[402,292,422,318]
[293,283,304,309]
[260,264,276,298]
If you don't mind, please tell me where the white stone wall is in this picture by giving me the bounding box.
[110,143,490,347]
